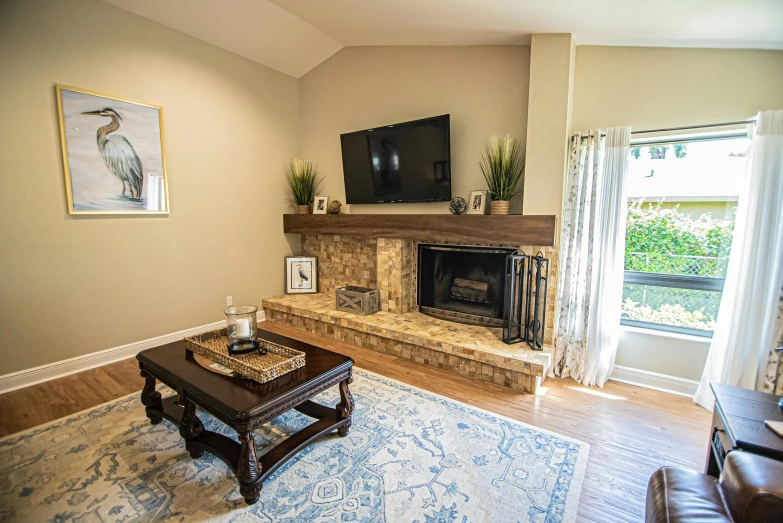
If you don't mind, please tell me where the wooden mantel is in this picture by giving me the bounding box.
[283,214,557,246]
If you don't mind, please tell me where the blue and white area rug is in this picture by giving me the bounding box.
[0,369,588,522]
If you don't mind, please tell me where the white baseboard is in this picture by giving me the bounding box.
[0,311,266,395]
[609,365,699,397]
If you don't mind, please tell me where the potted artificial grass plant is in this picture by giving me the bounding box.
[479,135,525,215]
[286,158,322,214]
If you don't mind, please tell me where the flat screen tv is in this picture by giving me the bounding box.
[340,114,451,204]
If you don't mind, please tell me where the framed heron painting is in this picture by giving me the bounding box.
[55,85,169,214]
[285,256,318,294]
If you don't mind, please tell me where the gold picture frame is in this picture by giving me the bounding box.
[55,84,170,215]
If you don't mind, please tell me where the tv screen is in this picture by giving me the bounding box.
[340,114,451,204]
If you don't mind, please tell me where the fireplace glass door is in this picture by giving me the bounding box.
[417,244,516,327]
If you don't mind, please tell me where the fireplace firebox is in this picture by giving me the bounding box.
[417,244,517,327]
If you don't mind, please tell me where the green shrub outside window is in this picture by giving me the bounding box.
[622,201,735,332]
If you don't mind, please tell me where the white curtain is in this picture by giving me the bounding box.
[694,109,783,409]
[552,126,632,387]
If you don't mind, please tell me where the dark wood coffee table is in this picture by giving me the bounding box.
[136,329,354,505]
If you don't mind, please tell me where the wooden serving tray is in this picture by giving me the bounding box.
[184,328,305,384]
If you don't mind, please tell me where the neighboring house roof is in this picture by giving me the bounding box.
[627,153,746,202]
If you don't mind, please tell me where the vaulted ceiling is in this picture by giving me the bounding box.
[103,0,783,78]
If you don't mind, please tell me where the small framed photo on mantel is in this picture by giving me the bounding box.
[286,256,318,294]
[467,190,487,214]
[313,196,328,214]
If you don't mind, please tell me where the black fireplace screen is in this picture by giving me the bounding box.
[503,253,549,350]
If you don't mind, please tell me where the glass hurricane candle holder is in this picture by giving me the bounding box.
[224,305,262,355]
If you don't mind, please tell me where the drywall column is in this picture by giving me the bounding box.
[523,34,576,219]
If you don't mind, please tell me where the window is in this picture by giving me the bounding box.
[621,134,749,337]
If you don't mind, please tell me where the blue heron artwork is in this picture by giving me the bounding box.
[56,85,169,214]
[286,256,318,294]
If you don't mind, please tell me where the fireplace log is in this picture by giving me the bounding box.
[452,278,489,292]
[450,278,490,304]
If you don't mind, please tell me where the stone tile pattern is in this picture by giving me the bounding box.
[262,293,552,393]
[302,234,377,295]
[376,238,416,313]
[265,308,537,393]
[299,234,558,345]
[263,294,550,370]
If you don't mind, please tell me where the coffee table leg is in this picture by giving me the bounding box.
[237,431,261,505]
[179,396,204,459]
[139,369,163,425]
[337,376,354,437]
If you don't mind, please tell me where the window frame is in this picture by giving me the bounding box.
[620,131,747,338]
[620,271,724,338]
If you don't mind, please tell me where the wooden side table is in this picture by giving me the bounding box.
[705,383,783,478]
[136,329,354,504]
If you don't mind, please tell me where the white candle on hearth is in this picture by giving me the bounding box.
[235,318,251,338]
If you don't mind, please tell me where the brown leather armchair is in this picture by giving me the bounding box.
[646,451,783,522]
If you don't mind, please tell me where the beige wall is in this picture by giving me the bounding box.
[523,34,575,217]
[573,46,783,132]
[573,45,783,384]
[0,0,299,374]
[298,46,530,214]
[4,3,783,387]
[616,328,709,382]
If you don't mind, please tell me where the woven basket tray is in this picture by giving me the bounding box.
[184,328,305,384]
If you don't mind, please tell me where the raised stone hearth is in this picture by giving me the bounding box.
[263,294,552,394]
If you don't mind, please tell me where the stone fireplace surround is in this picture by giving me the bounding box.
[263,232,558,394]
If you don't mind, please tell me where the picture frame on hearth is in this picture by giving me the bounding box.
[313,196,328,214]
[467,190,487,214]
[285,256,318,294]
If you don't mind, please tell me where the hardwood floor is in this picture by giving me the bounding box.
[0,322,712,522]
[0,358,144,438]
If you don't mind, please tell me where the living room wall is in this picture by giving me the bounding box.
[297,46,530,214]
[572,46,783,133]
[0,0,299,375]
[572,45,783,382]
[5,1,782,391]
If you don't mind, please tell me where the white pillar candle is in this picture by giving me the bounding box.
[235,318,251,338]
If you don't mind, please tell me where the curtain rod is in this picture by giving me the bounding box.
[631,119,756,135]
[575,119,756,139]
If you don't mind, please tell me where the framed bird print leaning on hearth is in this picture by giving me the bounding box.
[285,256,318,294]
[56,85,169,214]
